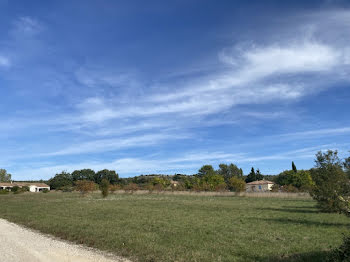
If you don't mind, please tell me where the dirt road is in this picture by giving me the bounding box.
[0,218,130,262]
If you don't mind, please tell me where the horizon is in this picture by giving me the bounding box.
[1,0,350,180]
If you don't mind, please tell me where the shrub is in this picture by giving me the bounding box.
[11,186,20,192]
[75,180,96,196]
[21,186,30,192]
[61,185,73,192]
[124,183,139,193]
[271,184,279,192]
[109,184,121,193]
[0,189,9,195]
[215,183,227,192]
[282,184,299,193]
[228,177,246,192]
[42,188,49,193]
[100,179,110,198]
[328,235,350,261]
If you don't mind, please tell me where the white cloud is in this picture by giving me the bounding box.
[12,16,43,36]
[44,133,190,156]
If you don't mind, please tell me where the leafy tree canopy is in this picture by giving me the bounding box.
[198,165,215,177]
[48,171,73,190]
[0,169,11,182]
[71,169,95,182]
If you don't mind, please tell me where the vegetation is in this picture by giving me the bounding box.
[0,192,348,262]
[0,168,11,182]
[100,179,109,198]
[75,180,97,196]
[310,150,350,214]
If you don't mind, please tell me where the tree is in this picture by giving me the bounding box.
[275,169,314,191]
[245,167,256,183]
[256,169,264,180]
[292,161,297,173]
[100,179,110,198]
[228,177,246,192]
[48,171,73,190]
[310,150,350,214]
[198,165,215,177]
[344,156,350,179]
[0,169,11,182]
[95,169,119,185]
[218,163,243,182]
[71,169,95,182]
[202,173,226,191]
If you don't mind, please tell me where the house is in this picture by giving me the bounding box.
[0,182,50,192]
[246,180,274,192]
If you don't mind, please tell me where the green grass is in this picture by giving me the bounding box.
[0,192,348,262]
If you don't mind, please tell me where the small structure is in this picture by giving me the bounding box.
[0,182,50,192]
[246,180,274,192]
[170,180,180,187]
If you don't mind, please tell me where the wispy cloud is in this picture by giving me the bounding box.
[44,133,191,156]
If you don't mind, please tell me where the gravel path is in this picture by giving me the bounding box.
[0,218,131,262]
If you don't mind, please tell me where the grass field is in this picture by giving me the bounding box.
[0,192,348,262]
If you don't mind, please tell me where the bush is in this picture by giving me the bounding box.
[228,177,246,192]
[11,186,20,192]
[328,235,350,261]
[61,185,73,192]
[271,184,279,192]
[21,186,30,192]
[42,188,49,193]
[282,184,299,193]
[100,179,110,198]
[0,189,9,195]
[124,183,139,193]
[109,184,121,193]
[75,180,96,196]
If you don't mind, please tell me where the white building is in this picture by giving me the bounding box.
[0,182,50,192]
[246,180,275,192]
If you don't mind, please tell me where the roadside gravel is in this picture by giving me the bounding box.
[0,218,131,262]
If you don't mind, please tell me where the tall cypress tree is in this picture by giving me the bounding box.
[292,161,297,173]
[256,169,264,180]
[245,167,256,183]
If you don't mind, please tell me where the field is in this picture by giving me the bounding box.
[0,192,348,262]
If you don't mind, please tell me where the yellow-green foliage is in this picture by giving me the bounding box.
[228,177,246,192]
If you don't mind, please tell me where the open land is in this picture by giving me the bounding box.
[0,192,348,262]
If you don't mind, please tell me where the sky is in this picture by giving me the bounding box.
[0,0,350,180]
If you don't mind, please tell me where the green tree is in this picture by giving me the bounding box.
[48,171,73,190]
[310,150,350,214]
[202,173,226,191]
[95,169,119,185]
[256,169,264,180]
[218,163,243,182]
[100,179,110,198]
[198,165,215,177]
[71,169,95,182]
[344,156,350,179]
[275,169,314,191]
[292,161,297,173]
[245,167,256,183]
[0,169,11,182]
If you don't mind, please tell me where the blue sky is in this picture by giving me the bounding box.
[0,0,350,180]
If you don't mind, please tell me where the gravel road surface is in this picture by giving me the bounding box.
[0,218,130,262]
